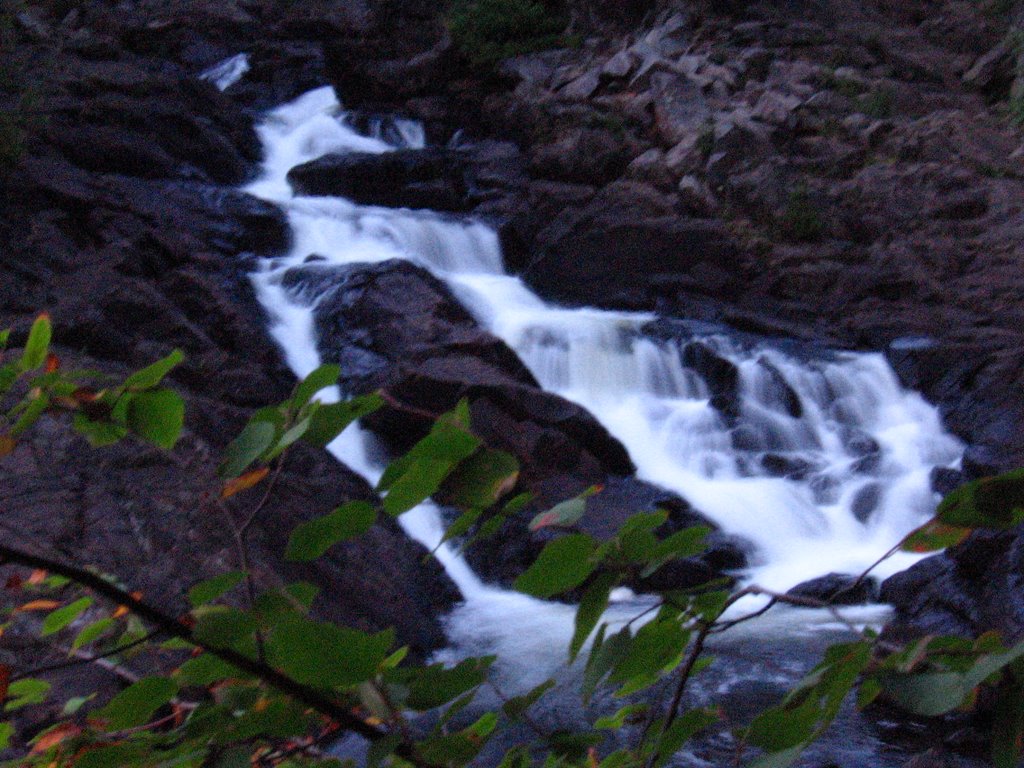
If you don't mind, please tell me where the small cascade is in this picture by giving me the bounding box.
[245,85,962,617]
[199,53,250,91]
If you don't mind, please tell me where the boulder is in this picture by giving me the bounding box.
[464,475,748,595]
[287,148,469,211]
[521,184,742,308]
[287,260,635,486]
[787,573,879,606]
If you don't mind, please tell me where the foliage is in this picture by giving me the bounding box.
[3,316,1024,768]
[446,0,571,70]
[779,184,825,242]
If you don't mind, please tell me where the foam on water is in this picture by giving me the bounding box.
[244,87,962,663]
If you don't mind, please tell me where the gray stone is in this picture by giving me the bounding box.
[558,71,601,101]
[650,71,711,145]
[601,49,635,80]
[752,90,802,126]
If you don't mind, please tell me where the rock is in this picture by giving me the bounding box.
[528,127,636,185]
[665,132,709,176]
[788,573,879,606]
[676,175,719,215]
[601,49,636,80]
[683,342,741,421]
[295,260,635,486]
[286,148,468,210]
[752,90,802,127]
[558,71,601,100]
[464,474,747,594]
[962,40,1013,93]
[650,71,711,145]
[523,189,741,308]
[625,148,674,188]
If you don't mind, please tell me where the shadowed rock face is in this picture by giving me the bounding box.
[282,258,747,592]
[0,6,464,749]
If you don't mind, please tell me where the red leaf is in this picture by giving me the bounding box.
[0,664,10,702]
[31,723,81,753]
[44,354,60,373]
[0,435,14,458]
[18,599,61,612]
[221,467,270,498]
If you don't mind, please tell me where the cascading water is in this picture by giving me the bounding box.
[246,85,961,595]
[240,84,970,767]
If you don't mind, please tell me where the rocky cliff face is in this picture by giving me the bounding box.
[2,0,1024,758]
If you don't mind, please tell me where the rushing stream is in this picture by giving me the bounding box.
[241,85,967,766]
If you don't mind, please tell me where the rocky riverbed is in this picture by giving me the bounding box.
[1,0,1023,762]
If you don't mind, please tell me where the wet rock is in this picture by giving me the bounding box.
[683,342,741,421]
[300,259,634,484]
[650,71,711,145]
[788,573,879,606]
[464,475,747,594]
[286,148,468,211]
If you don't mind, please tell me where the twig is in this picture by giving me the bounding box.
[0,542,438,767]
[12,630,159,682]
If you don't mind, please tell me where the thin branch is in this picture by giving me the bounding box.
[0,542,437,767]
[12,630,159,682]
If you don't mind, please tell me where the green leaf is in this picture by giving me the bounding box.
[877,672,967,717]
[404,657,493,711]
[610,619,689,696]
[747,744,806,768]
[4,679,50,710]
[444,447,519,508]
[175,654,248,686]
[530,496,587,531]
[219,420,276,478]
[70,617,117,651]
[938,469,1024,530]
[380,420,481,516]
[901,519,971,553]
[20,314,51,371]
[301,394,382,448]
[440,507,483,545]
[286,501,377,561]
[62,694,96,715]
[514,533,597,598]
[654,707,718,766]
[0,328,9,350]
[188,571,246,607]
[291,364,341,408]
[595,703,648,729]
[266,615,392,688]
[127,389,184,449]
[75,743,148,768]
[502,679,555,721]
[191,606,258,650]
[94,676,177,729]
[583,626,631,702]
[41,597,93,637]
[124,349,184,390]
[9,392,49,437]
[0,722,11,750]
[570,572,616,662]
[73,413,129,447]
[211,746,252,768]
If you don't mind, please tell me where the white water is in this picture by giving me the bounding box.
[200,53,250,91]
[244,87,962,646]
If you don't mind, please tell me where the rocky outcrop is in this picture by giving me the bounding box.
[322,0,1024,473]
[0,5,464,751]
[881,527,1024,642]
[280,258,747,590]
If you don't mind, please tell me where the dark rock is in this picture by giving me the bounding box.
[760,452,816,479]
[522,192,742,309]
[464,474,748,594]
[683,341,741,421]
[930,466,964,496]
[851,482,882,523]
[298,260,633,484]
[287,149,469,211]
[787,573,879,606]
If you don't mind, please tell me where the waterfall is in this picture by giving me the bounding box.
[245,86,961,605]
